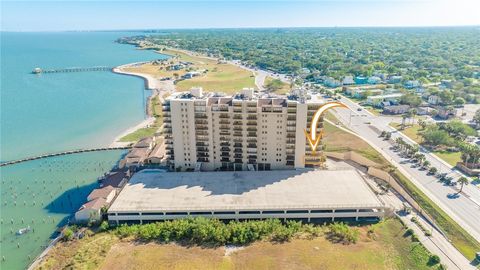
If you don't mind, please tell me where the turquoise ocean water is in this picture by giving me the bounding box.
[0,32,166,269]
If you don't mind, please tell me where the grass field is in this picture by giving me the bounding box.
[123,48,256,94]
[322,119,388,167]
[389,123,423,144]
[263,76,291,94]
[36,219,437,270]
[389,123,462,167]
[432,151,461,167]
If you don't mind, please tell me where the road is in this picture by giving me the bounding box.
[331,96,480,243]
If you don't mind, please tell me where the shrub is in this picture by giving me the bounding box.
[112,217,311,245]
[428,254,441,265]
[327,222,359,244]
[63,227,74,241]
[99,221,109,232]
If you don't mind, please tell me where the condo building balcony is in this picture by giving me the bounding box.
[195,129,208,135]
[286,155,295,161]
[220,147,230,152]
[196,142,209,147]
[221,157,230,162]
[247,148,257,154]
[220,142,230,147]
[286,161,294,166]
[219,136,231,141]
[233,108,242,113]
[233,115,243,120]
[234,154,243,159]
[246,138,257,143]
[195,113,208,119]
[246,121,257,126]
[233,143,242,148]
[234,158,243,163]
[233,132,243,137]
[246,116,257,120]
[196,146,208,152]
[220,125,230,130]
[247,132,256,137]
[197,152,209,158]
[219,120,230,125]
[233,138,243,143]
[219,114,230,119]
[247,144,257,148]
[197,158,209,163]
[234,148,243,153]
[195,119,208,125]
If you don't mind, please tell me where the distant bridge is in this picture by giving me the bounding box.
[32,66,113,74]
[0,147,131,167]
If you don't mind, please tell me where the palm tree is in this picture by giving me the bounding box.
[457,177,469,194]
[422,160,430,169]
[428,167,438,175]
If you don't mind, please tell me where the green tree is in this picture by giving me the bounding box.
[457,177,469,194]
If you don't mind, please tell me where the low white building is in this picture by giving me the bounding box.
[75,198,108,223]
[366,93,403,107]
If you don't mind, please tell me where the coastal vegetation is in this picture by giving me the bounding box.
[119,95,163,142]
[121,48,257,93]
[35,218,439,270]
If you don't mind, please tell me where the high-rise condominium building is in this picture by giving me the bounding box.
[162,88,324,171]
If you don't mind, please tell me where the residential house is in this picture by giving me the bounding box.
[182,71,201,79]
[387,75,402,84]
[324,77,341,88]
[135,137,155,150]
[437,107,457,120]
[428,95,441,105]
[87,185,117,203]
[404,80,421,89]
[125,148,150,167]
[342,76,355,85]
[366,93,403,107]
[383,105,410,115]
[367,76,382,84]
[74,198,108,223]
[345,88,383,98]
[99,169,130,188]
[146,142,165,165]
[354,76,368,85]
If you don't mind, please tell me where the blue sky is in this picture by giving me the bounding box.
[1,0,479,31]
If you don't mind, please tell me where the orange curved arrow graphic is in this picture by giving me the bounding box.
[305,102,348,153]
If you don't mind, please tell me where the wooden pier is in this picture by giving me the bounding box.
[32,66,113,74]
[0,147,131,167]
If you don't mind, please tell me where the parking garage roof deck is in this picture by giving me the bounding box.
[108,169,384,213]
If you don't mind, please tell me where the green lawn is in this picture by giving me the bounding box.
[264,76,291,94]
[389,123,462,167]
[389,123,423,144]
[432,151,461,167]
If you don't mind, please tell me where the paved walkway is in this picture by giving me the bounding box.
[363,175,475,269]
[332,96,480,243]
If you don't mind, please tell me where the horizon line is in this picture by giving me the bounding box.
[3,24,480,33]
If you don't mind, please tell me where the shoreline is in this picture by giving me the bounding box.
[110,62,174,147]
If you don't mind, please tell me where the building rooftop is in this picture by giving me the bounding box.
[109,169,384,213]
[80,197,107,211]
[87,186,116,201]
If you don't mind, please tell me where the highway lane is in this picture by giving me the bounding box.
[331,96,480,242]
